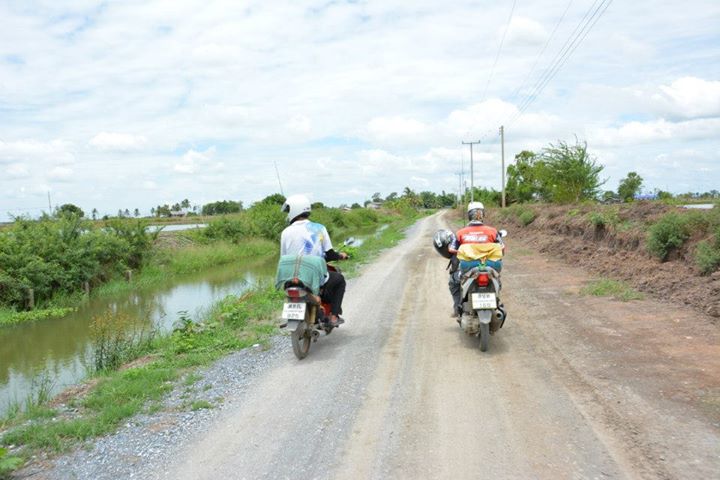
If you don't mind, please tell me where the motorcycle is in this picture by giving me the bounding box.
[457,230,508,352]
[279,237,354,359]
[280,264,340,359]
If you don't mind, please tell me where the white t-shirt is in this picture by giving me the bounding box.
[280,220,333,258]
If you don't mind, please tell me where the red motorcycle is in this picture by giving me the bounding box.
[281,264,340,359]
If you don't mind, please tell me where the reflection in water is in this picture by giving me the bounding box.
[0,257,277,414]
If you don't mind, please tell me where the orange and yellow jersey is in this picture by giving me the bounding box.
[452,223,503,262]
[454,224,498,245]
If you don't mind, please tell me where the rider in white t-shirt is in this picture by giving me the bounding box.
[280,195,348,326]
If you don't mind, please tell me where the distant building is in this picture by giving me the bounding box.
[635,193,658,201]
[170,209,189,217]
[366,202,384,210]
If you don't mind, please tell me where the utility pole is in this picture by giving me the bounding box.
[500,125,506,208]
[460,151,464,208]
[456,172,462,208]
[461,140,481,203]
[47,191,52,213]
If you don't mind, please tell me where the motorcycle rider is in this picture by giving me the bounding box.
[447,201,504,318]
[280,194,349,327]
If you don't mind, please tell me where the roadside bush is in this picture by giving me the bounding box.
[0,218,154,309]
[588,212,605,227]
[646,213,691,260]
[0,447,23,477]
[695,227,720,274]
[200,217,245,243]
[90,310,156,372]
[588,208,620,229]
[518,210,536,226]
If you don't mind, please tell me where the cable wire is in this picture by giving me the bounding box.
[506,0,614,127]
[508,0,575,104]
[479,0,518,103]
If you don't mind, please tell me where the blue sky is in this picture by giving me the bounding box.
[0,0,719,217]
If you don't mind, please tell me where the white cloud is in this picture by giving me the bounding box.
[1,0,719,214]
[286,115,312,135]
[48,166,74,181]
[590,118,720,146]
[173,147,220,174]
[89,132,148,151]
[505,17,547,46]
[0,139,74,164]
[364,116,431,145]
[5,163,29,178]
[653,77,720,119]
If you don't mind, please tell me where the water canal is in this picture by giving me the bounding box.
[0,256,277,415]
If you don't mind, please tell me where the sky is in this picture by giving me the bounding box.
[0,0,719,217]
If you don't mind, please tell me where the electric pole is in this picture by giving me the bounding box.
[461,140,481,203]
[500,126,506,208]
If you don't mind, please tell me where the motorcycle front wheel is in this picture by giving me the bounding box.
[291,317,312,359]
[479,323,489,352]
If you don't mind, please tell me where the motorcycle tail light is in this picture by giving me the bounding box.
[286,287,306,298]
[476,273,490,287]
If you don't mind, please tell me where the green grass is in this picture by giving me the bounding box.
[0,447,23,478]
[0,212,423,469]
[90,239,275,299]
[183,373,203,386]
[581,279,644,301]
[190,400,213,411]
[163,240,274,275]
[0,307,76,327]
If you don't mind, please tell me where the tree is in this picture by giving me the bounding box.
[256,193,286,206]
[539,139,605,203]
[351,202,362,209]
[57,203,84,218]
[371,192,382,202]
[155,204,171,217]
[180,198,191,209]
[419,191,440,208]
[601,190,619,203]
[505,150,549,203]
[617,172,643,202]
[311,201,326,209]
[202,200,242,216]
[91,208,98,220]
[133,208,140,217]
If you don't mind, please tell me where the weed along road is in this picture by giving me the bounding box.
[56,211,720,479]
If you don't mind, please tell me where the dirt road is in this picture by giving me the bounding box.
[155,211,720,479]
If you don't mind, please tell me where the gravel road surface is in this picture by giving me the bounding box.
[35,211,720,479]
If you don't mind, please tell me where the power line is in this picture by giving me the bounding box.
[464,0,518,141]
[508,0,575,105]
[479,0,518,103]
[507,0,614,127]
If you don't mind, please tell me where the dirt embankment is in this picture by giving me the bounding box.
[492,202,720,320]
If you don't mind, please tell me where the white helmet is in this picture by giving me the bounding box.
[467,201,485,222]
[281,194,311,222]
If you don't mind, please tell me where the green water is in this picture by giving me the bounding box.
[0,256,277,415]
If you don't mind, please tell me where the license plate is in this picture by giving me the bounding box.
[282,302,306,320]
[471,292,497,310]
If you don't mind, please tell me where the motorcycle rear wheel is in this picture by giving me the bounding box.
[479,323,489,352]
[291,320,312,359]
